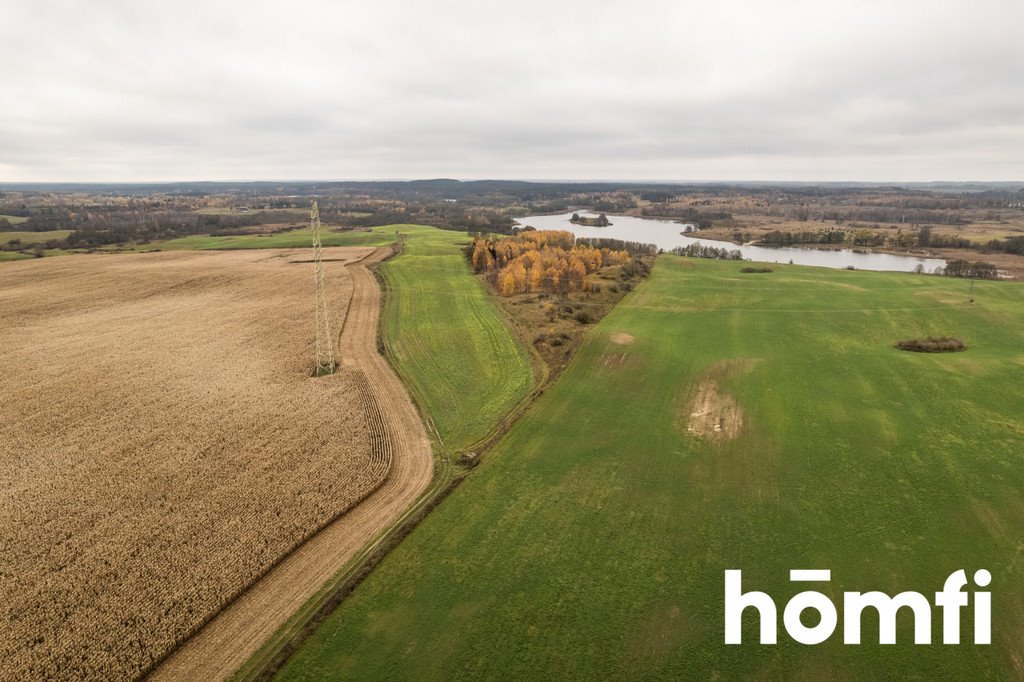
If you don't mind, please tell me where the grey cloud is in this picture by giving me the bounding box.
[0,0,1021,181]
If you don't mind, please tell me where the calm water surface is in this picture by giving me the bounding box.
[515,212,947,273]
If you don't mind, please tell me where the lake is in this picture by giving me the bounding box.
[514,212,947,273]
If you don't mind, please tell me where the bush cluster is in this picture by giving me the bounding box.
[895,337,967,353]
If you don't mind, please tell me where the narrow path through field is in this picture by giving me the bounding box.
[150,248,433,681]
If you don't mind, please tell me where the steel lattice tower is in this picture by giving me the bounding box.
[311,201,335,375]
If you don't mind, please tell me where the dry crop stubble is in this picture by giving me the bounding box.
[0,248,389,680]
[151,245,433,680]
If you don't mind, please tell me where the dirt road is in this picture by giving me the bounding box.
[150,247,434,681]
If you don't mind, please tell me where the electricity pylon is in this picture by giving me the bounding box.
[311,201,335,375]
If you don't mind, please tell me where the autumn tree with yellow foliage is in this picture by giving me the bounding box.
[468,230,631,296]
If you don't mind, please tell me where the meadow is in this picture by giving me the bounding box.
[277,257,1024,679]
[374,225,535,452]
[0,230,73,261]
[0,229,71,245]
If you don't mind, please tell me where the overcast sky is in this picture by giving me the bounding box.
[1,0,1021,182]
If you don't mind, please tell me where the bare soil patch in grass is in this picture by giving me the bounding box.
[679,359,759,442]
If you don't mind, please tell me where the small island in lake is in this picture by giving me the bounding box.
[570,212,611,227]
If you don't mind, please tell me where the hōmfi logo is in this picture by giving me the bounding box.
[724,569,991,645]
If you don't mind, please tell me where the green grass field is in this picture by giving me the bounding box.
[374,226,534,452]
[277,257,1024,680]
[0,214,29,225]
[0,230,71,245]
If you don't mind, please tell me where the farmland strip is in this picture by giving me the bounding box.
[149,248,433,681]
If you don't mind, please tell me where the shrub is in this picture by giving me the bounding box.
[896,337,966,353]
[740,266,773,273]
[574,310,594,324]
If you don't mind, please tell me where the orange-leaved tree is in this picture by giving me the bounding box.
[468,230,629,296]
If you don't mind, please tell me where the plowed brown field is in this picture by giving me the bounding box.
[0,247,393,680]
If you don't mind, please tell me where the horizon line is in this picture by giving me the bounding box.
[1,178,1022,186]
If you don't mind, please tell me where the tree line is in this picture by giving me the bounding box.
[941,260,998,279]
[574,236,658,256]
[670,243,744,260]
[639,206,732,230]
[754,225,1023,258]
[978,235,1024,255]
[754,225,975,250]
